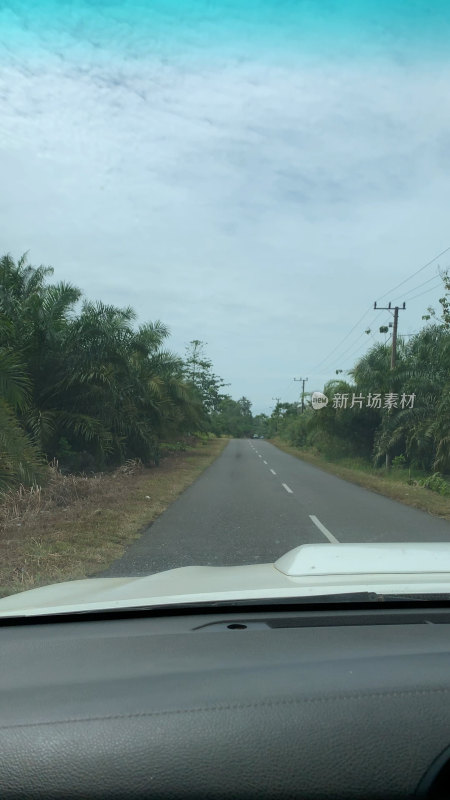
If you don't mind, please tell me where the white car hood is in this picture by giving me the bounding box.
[1,542,450,617]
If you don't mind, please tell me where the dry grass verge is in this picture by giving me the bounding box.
[271,439,450,522]
[0,437,228,598]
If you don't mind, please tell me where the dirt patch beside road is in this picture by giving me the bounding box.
[0,438,228,597]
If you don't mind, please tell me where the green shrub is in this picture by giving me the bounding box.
[392,454,407,468]
[160,441,187,456]
[418,473,450,496]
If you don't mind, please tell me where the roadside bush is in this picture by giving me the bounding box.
[281,415,311,448]
[193,431,216,445]
[160,441,187,456]
[0,463,103,531]
[307,430,363,461]
[418,473,450,496]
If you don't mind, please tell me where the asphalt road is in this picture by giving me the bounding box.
[102,438,450,577]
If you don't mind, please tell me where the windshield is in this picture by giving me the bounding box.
[0,0,449,612]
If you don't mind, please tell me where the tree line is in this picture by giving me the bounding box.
[264,272,450,476]
[3,253,448,492]
[0,253,254,491]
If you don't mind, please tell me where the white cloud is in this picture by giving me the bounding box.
[1,13,450,411]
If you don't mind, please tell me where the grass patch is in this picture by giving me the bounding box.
[271,438,450,521]
[0,437,228,598]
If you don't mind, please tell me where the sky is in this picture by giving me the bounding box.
[1,0,450,414]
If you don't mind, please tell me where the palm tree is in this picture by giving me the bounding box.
[351,323,449,471]
[0,343,46,491]
[0,252,212,485]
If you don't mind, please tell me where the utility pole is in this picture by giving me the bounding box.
[294,377,308,413]
[373,301,406,468]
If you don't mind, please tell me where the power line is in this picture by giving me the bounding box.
[317,309,389,372]
[313,306,391,374]
[337,328,385,372]
[314,307,373,370]
[329,329,371,366]
[404,282,446,303]
[313,247,449,373]
[391,273,442,304]
[331,291,434,369]
[338,325,419,372]
[339,310,389,357]
[338,330,379,368]
[275,378,297,401]
[375,245,450,303]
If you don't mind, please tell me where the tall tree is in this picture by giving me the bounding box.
[184,340,228,416]
[0,253,208,485]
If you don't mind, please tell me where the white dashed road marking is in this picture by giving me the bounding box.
[263,460,267,464]
[270,469,276,475]
[309,515,340,544]
[258,454,262,458]
[282,483,293,494]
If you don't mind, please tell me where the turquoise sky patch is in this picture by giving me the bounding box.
[2,0,450,65]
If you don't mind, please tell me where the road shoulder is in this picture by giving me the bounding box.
[0,437,229,597]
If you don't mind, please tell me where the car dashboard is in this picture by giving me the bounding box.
[1,602,450,798]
